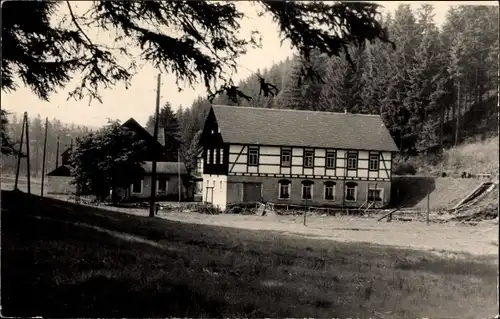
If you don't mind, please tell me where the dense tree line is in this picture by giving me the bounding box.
[2,4,497,178]
[174,4,498,167]
[2,112,93,177]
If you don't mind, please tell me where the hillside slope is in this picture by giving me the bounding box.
[393,135,498,217]
[395,135,499,179]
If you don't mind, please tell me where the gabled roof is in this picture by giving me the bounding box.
[60,147,72,157]
[146,127,166,146]
[47,165,71,176]
[211,105,399,152]
[121,118,165,147]
[142,161,187,175]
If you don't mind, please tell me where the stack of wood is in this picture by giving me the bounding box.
[196,203,221,215]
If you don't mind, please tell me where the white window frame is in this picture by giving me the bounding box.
[207,149,212,164]
[324,182,336,201]
[344,183,358,202]
[281,148,292,167]
[301,182,313,200]
[157,177,168,194]
[326,151,336,169]
[367,184,384,202]
[369,154,379,171]
[303,149,314,168]
[347,152,358,170]
[248,146,259,166]
[278,180,291,200]
[131,179,143,194]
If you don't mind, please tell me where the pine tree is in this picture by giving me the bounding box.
[275,55,306,109]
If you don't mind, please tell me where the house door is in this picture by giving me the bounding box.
[243,182,262,203]
[205,186,214,203]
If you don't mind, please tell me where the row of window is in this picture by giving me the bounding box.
[278,180,383,202]
[207,148,224,165]
[280,149,380,170]
[206,146,381,170]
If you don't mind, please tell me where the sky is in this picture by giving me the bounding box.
[2,1,498,128]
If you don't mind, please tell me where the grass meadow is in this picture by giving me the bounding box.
[1,190,498,318]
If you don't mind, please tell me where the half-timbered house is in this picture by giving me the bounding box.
[199,105,399,210]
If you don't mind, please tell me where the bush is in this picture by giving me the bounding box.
[393,161,417,176]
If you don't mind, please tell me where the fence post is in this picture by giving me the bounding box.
[426,192,430,225]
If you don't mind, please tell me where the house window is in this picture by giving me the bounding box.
[303,149,314,168]
[324,181,336,201]
[207,149,212,164]
[347,152,358,170]
[345,182,358,202]
[278,179,290,199]
[132,179,143,194]
[157,177,168,193]
[301,180,313,200]
[281,148,291,167]
[248,146,259,166]
[220,180,223,189]
[326,151,336,169]
[369,154,379,171]
[368,184,383,202]
[219,148,224,163]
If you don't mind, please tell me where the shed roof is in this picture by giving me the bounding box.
[211,105,399,152]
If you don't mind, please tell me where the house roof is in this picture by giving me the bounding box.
[47,165,71,177]
[122,118,165,147]
[60,147,72,157]
[211,105,399,152]
[142,161,187,175]
[146,127,166,146]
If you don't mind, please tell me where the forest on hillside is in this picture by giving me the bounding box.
[176,4,499,162]
[3,4,498,178]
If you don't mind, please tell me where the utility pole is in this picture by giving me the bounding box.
[41,117,49,197]
[14,113,26,190]
[55,135,60,169]
[178,148,181,203]
[149,73,161,217]
[426,192,430,225]
[455,80,461,146]
[25,112,31,194]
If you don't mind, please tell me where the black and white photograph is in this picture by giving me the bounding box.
[1,0,499,318]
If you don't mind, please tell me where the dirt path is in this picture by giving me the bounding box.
[153,211,498,257]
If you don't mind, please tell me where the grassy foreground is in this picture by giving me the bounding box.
[1,191,497,318]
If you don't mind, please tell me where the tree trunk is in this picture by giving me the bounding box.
[455,81,461,146]
[439,104,444,151]
[451,80,456,145]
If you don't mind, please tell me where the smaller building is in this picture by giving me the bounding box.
[46,164,76,194]
[46,148,76,195]
[127,161,190,201]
